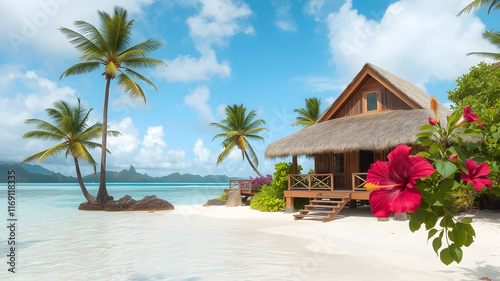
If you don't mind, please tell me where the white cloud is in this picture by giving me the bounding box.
[134,126,189,170]
[273,0,297,32]
[325,0,496,87]
[0,66,76,161]
[193,139,212,164]
[186,0,253,53]
[107,117,141,156]
[184,86,216,127]
[159,0,252,83]
[0,0,154,56]
[304,0,344,21]
[159,50,231,82]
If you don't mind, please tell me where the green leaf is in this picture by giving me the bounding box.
[440,248,454,265]
[457,222,476,237]
[460,217,472,224]
[416,151,430,158]
[429,143,439,155]
[452,228,467,248]
[425,212,438,230]
[449,244,463,263]
[448,146,467,163]
[435,160,457,178]
[414,209,427,223]
[409,218,421,232]
[415,137,433,146]
[440,215,452,228]
[432,233,443,254]
[427,229,438,241]
[452,136,463,147]
[420,124,436,131]
[417,131,435,138]
[464,233,474,247]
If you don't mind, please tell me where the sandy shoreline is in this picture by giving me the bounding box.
[177,204,500,281]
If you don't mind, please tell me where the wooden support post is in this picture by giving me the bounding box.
[349,199,357,208]
[292,155,298,174]
[285,197,295,213]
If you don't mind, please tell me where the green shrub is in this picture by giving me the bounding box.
[215,193,228,201]
[250,162,303,212]
[250,184,286,212]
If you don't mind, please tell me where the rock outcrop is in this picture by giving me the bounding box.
[79,195,174,211]
[202,199,227,207]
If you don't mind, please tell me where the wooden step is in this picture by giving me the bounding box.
[304,204,339,209]
[310,199,346,204]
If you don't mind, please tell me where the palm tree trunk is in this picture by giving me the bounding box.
[73,156,96,203]
[244,150,264,178]
[96,78,112,204]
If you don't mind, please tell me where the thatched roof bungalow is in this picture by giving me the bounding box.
[265,63,451,218]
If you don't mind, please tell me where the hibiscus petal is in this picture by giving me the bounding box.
[390,186,422,214]
[366,160,394,186]
[475,162,490,177]
[387,145,413,183]
[369,188,396,218]
[408,156,435,185]
[472,177,492,191]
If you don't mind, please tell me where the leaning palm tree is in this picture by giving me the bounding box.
[458,0,500,16]
[22,99,119,203]
[291,97,322,127]
[211,104,268,178]
[59,6,166,204]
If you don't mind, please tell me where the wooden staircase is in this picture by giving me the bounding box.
[294,195,350,222]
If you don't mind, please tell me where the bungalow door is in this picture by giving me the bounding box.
[359,150,374,172]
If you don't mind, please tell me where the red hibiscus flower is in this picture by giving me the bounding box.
[456,107,484,129]
[429,117,437,126]
[364,144,435,218]
[462,159,492,191]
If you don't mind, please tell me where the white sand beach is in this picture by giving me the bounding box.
[186,205,500,281]
[4,203,499,281]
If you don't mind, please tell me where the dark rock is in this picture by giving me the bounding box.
[78,195,174,211]
[203,199,227,207]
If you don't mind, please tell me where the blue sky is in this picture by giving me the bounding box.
[0,0,498,178]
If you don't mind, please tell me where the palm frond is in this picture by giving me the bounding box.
[79,144,98,173]
[245,142,259,168]
[73,20,109,52]
[121,57,167,69]
[22,130,65,141]
[117,73,146,102]
[121,39,163,55]
[25,119,66,136]
[22,143,67,164]
[60,62,101,79]
[466,51,500,60]
[216,140,236,165]
[122,67,158,92]
[58,27,103,54]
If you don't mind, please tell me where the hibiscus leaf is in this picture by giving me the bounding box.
[460,218,473,224]
[440,248,454,265]
[464,234,474,247]
[452,228,467,248]
[429,143,439,155]
[415,209,426,223]
[457,222,476,237]
[416,137,433,146]
[435,160,457,178]
[452,136,463,147]
[427,229,438,241]
[409,218,421,232]
[449,244,463,263]
[416,151,430,158]
[433,235,443,255]
[417,131,434,138]
[420,124,436,131]
[425,212,438,230]
[449,146,467,163]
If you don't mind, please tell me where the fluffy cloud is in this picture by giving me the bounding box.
[160,50,231,82]
[0,0,153,56]
[273,0,297,32]
[193,139,212,164]
[325,0,495,86]
[159,0,252,83]
[0,66,76,161]
[134,126,189,170]
[184,86,216,128]
[107,117,141,156]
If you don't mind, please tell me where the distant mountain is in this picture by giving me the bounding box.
[0,164,77,183]
[0,163,240,183]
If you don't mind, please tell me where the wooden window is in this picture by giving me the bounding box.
[365,92,378,111]
[333,153,345,174]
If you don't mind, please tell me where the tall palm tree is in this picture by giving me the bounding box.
[59,6,166,204]
[458,0,500,16]
[22,99,119,203]
[291,97,322,127]
[211,104,268,178]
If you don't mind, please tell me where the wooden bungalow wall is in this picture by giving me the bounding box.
[332,77,412,119]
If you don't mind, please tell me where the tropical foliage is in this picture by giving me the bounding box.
[22,99,119,203]
[59,6,166,204]
[250,162,306,212]
[291,97,322,127]
[211,104,268,178]
[458,0,500,16]
[364,101,497,265]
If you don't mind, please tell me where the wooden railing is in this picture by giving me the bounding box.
[229,179,253,193]
[288,174,334,191]
[352,173,368,192]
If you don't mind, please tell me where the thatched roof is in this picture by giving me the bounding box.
[265,63,452,158]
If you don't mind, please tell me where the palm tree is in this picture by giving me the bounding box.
[59,6,166,204]
[458,0,500,16]
[467,30,500,63]
[22,99,119,203]
[291,97,322,127]
[211,104,268,178]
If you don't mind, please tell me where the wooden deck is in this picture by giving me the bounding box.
[285,173,370,218]
[224,179,260,196]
